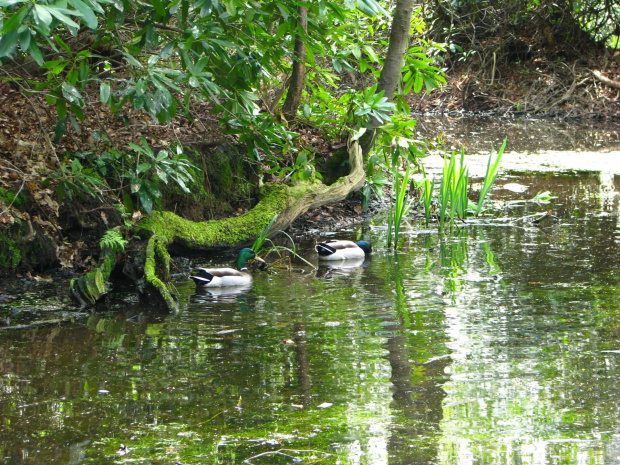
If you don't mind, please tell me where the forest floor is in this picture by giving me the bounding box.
[1,46,619,282]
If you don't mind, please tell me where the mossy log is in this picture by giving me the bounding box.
[71,141,365,312]
[139,141,365,250]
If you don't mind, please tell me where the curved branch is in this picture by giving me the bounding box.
[591,70,620,89]
[140,141,365,250]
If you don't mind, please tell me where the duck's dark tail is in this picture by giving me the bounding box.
[190,269,214,285]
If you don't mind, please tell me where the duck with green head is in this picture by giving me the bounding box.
[316,240,372,261]
[190,248,262,287]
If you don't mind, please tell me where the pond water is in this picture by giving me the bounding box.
[3,121,620,464]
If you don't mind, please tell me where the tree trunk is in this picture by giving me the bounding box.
[282,6,308,121]
[378,0,414,100]
[361,0,415,155]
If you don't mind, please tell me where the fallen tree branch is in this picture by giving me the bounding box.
[140,141,365,251]
[591,70,620,89]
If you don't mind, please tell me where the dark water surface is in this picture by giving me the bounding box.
[3,160,620,463]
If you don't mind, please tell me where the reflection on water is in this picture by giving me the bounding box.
[3,170,620,463]
[316,257,367,279]
[415,116,620,154]
[190,283,253,304]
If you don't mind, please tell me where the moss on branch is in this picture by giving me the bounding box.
[138,183,291,249]
[70,245,118,307]
[144,235,178,312]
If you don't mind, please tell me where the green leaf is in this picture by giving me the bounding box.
[150,0,166,17]
[122,190,134,213]
[82,0,104,15]
[100,82,111,104]
[296,152,307,166]
[33,4,53,27]
[128,142,145,154]
[56,98,67,121]
[18,28,31,51]
[28,40,44,65]
[137,162,152,174]
[0,27,18,58]
[61,82,83,105]
[122,52,143,68]
[414,73,423,94]
[68,0,97,29]
[54,117,67,143]
[71,103,85,120]
[69,116,82,136]
[138,186,153,213]
[144,179,161,198]
[160,41,175,59]
[363,45,379,63]
[224,0,236,16]
[78,60,89,85]
[2,5,30,35]
[351,127,367,142]
[332,58,342,73]
[57,182,66,202]
[0,0,26,6]
[275,22,289,40]
[46,6,82,29]
[356,0,377,16]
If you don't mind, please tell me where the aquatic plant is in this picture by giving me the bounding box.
[531,191,552,204]
[387,146,413,248]
[424,139,506,229]
[421,177,435,224]
[251,214,279,254]
[251,215,316,270]
[437,148,470,230]
[388,164,411,248]
[475,138,506,215]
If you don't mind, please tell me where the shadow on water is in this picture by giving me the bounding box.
[4,126,620,463]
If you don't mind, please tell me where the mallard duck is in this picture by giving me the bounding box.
[316,240,372,261]
[190,248,261,287]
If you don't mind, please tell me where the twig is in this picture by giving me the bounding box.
[243,448,331,464]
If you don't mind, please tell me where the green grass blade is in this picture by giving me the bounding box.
[252,214,278,252]
[476,138,506,215]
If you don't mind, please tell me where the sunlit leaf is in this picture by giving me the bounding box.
[100,83,111,104]
[46,6,82,29]
[61,82,83,105]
